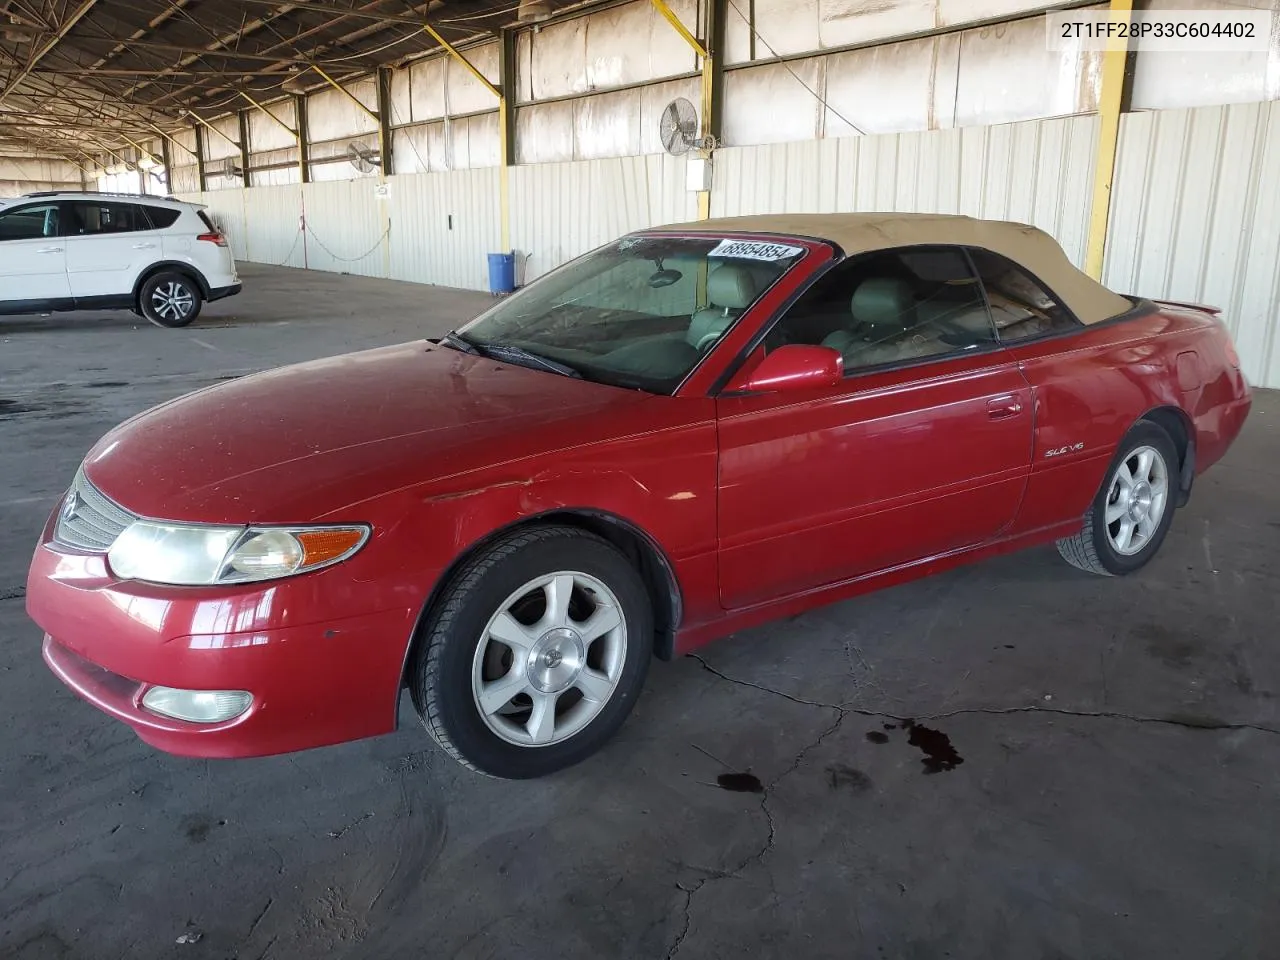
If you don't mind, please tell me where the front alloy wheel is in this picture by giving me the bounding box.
[411,525,652,778]
[472,571,628,747]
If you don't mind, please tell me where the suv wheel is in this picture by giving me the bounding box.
[139,272,203,328]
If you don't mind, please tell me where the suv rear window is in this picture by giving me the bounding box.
[142,206,181,229]
[197,210,217,232]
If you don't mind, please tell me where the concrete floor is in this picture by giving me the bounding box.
[2,263,1278,960]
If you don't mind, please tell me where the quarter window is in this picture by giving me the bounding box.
[967,248,1080,341]
[142,206,181,229]
[0,203,61,242]
[765,246,996,374]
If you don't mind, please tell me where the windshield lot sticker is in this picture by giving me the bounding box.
[709,239,804,261]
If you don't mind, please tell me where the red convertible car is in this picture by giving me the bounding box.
[27,213,1251,778]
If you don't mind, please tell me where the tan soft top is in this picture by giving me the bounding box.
[655,212,1132,326]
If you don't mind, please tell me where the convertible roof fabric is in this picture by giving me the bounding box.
[655,213,1133,326]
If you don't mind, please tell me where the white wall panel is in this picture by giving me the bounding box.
[951,16,1101,127]
[517,101,577,164]
[390,64,413,123]
[1105,101,1280,387]
[204,116,241,162]
[574,89,642,159]
[723,59,824,145]
[509,154,697,281]
[242,185,305,267]
[711,113,1098,264]
[388,168,502,290]
[170,165,200,194]
[301,179,386,278]
[409,56,447,122]
[1130,0,1280,111]
[307,81,379,141]
[526,0,697,99]
[247,100,296,153]
[446,42,501,116]
[727,0,1072,63]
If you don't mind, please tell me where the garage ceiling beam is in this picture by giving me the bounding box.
[145,0,441,112]
[232,0,437,28]
[63,36,380,65]
[0,0,102,109]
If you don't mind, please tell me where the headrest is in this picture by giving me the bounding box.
[851,278,915,328]
[707,263,760,310]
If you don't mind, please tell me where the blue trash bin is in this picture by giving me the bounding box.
[487,252,516,295]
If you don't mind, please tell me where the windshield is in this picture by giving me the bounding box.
[455,235,807,393]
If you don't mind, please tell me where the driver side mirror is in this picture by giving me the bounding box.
[723,344,843,395]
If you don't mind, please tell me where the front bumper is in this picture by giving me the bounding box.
[26,539,415,758]
[207,282,242,303]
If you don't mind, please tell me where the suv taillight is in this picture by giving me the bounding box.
[197,232,227,247]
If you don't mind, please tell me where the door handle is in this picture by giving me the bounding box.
[131,242,157,249]
[987,395,1023,419]
[37,246,63,254]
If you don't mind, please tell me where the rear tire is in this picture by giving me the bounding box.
[409,525,652,779]
[1056,421,1179,576]
[139,271,203,328]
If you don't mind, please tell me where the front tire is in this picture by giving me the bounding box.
[1056,421,1179,576]
[410,526,653,779]
[139,272,203,328]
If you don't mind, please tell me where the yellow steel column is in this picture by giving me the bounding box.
[422,24,511,251]
[1084,0,1134,279]
[650,0,715,221]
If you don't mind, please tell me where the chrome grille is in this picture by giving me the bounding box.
[52,468,137,552]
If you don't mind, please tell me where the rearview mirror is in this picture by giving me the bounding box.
[723,344,843,394]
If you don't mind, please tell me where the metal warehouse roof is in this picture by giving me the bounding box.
[0,0,569,165]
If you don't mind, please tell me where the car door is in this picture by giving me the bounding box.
[715,247,1034,611]
[0,201,70,307]
[64,200,159,299]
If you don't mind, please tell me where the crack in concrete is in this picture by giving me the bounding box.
[670,651,1280,956]
[690,653,1280,737]
[670,660,857,959]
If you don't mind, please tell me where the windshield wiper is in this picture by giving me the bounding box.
[438,330,479,354]
[472,342,582,379]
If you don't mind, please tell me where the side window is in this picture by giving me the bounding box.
[0,203,60,242]
[765,246,995,373]
[142,206,181,229]
[967,248,1081,341]
[68,202,148,236]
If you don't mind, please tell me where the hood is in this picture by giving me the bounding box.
[81,341,651,523]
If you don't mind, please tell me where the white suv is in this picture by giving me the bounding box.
[0,191,240,328]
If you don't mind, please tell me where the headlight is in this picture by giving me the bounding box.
[106,522,369,586]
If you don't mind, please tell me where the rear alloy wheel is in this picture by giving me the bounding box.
[410,526,652,778]
[1056,421,1179,576]
[139,272,203,328]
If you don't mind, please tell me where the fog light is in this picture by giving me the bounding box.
[141,686,253,723]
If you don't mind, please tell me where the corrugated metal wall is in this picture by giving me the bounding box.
[388,168,502,290]
[1105,101,1280,389]
[711,114,1099,265]
[178,102,1280,388]
[510,153,697,281]
[299,180,388,279]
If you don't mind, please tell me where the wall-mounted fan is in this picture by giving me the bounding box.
[347,142,382,174]
[659,97,714,156]
[215,157,244,180]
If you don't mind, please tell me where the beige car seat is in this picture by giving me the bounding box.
[821,277,916,366]
[686,264,762,352]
